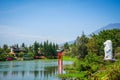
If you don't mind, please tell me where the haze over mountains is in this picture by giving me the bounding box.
[94,23,120,34]
[61,23,120,46]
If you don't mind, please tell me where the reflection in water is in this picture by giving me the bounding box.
[12,71,18,76]
[21,71,25,77]
[0,60,72,80]
[3,71,8,77]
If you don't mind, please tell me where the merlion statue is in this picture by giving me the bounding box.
[104,40,113,60]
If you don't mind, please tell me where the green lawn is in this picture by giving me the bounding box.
[62,56,77,61]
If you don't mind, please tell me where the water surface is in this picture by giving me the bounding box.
[0,60,72,80]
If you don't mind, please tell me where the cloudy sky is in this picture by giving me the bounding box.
[0,0,120,46]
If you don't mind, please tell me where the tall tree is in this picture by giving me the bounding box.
[0,47,3,54]
[64,42,69,50]
[3,44,9,53]
[76,32,88,58]
[87,34,99,55]
[33,41,39,55]
[21,43,25,48]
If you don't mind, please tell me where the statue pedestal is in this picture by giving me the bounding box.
[104,58,116,62]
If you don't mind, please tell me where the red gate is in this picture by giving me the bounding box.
[57,49,64,74]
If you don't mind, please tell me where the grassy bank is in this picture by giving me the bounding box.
[62,56,77,61]
[59,54,120,80]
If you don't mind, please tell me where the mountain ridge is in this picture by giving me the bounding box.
[94,23,120,34]
[59,23,120,46]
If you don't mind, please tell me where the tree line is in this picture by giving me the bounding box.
[0,40,58,61]
[63,29,120,59]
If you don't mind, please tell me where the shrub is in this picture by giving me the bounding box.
[0,54,7,61]
[7,54,16,60]
[27,52,34,57]
[18,52,24,57]
[115,47,120,53]
[115,53,120,59]
[106,61,120,80]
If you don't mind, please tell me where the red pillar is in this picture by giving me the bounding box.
[58,52,63,74]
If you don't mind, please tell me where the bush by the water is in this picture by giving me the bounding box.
[0,53,15,61]
[61,53,104,79]
[0,54,7,61]
[74,53,102,72]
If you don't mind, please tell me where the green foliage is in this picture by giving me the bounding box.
[63,56,76,61]
[115,53,120,59]
[115,47,120,53]
[63,53,103,79]
[64,29,120,59]
[0,47,3,54]
[3,44,8,51]
[84,53,102,63]
[115,47,120,59]
[74,53,101,72]
[23,53,34,60]
[33,41,39,55]
[92,29,120,55]
[0,40,58,60]
[21,43,25,47]
[87,37,99,55]
[7,54,16,60]
[106,61,120,80]
[60,29,120,79]
[67,45,78,57]
[32,41,58,58]
[58,72,87,80]
[27,52,34,57]
[96,60,120,80]
[0,54,7,61]
[6,49,11,53]
[2,44,9,53]
[18,52,24,58]
[64,42,69,50]
[75,32,88,58]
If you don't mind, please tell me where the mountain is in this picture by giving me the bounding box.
[59,23,120,46]
[94,23,120,34]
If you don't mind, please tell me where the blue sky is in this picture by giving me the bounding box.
[0,0,120,46]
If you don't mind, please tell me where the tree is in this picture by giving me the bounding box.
[6,49,11,53]
[21,43,25,48]
[64,42,69,50]
[43,41,58,58]
[3,44,8,53]
[70,45,78,57]
[0,47,3,54]
[33,41,39,55]
[95,29,120,55]
[31,41,58,58]
[76,32,88,58]
[87,34,99,55]
[28,45,33,53]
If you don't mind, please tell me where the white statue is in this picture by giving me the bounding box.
[104,40,113,60]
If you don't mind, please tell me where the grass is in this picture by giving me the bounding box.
[58,71,88,80]
[62,56,77,61]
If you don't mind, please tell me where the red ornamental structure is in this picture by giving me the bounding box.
[57,49,64,74]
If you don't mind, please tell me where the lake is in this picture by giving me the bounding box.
[0,60,72,80]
